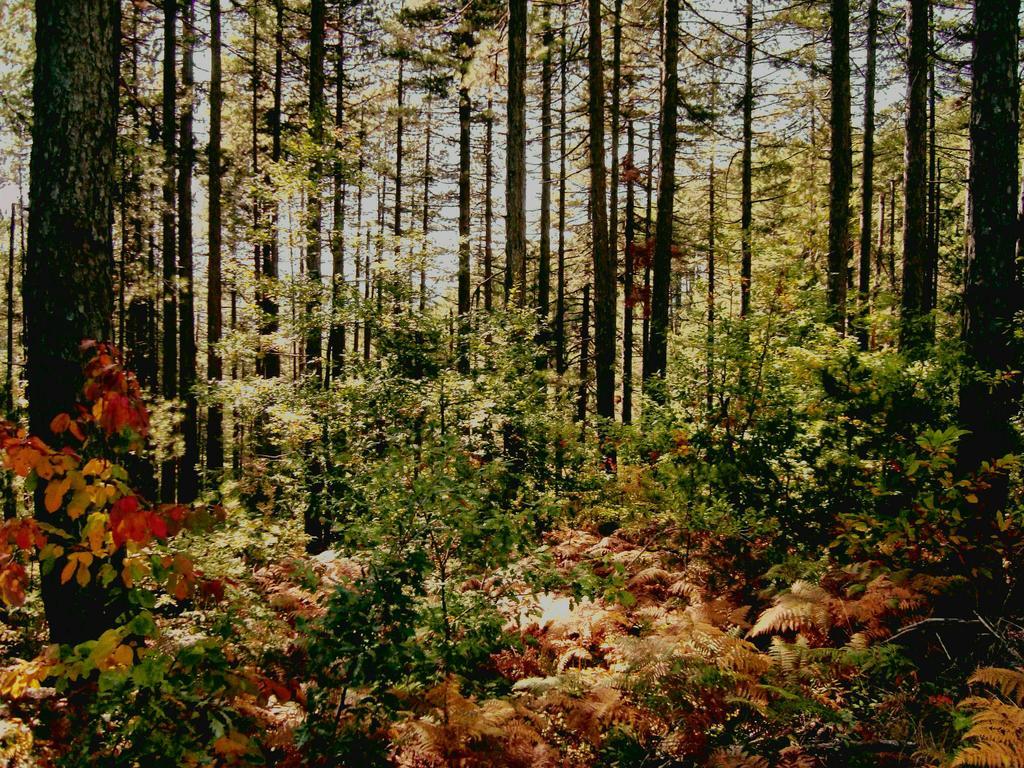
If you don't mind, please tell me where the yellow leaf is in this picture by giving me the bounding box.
[67,490,90,520]
[111,644,133,668]
[60,560,76,585]
[81,459,108,477]
[965,493,979,504]
[85,512,109,555]
[44,477,70,513]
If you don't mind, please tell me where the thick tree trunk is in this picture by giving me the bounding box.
[588,0,615,423]
[707,156,716,415]
[329,23,347,382]
[538,0,553,362]
[555,9,568,374]
[622,120,635,424]
[856,0,877,350]
[608,0,622,322]
[458,72,472,371]
[207,0,224,473]
[740,0,753,318]
[899,0,929,353]
[178,0,199,503]
[260,0,283,379]
[26,0,121,645]
[506,0,527,306]
[160,0,177,501]
[484,94,494,313]
[826,0,851,332]
[959,0,1021,491]
[578,283,591,425]
[645,0,678,386]
[305,0,326,381]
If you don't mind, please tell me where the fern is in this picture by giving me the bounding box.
[953,667,1024,768]
[749,581,831,639]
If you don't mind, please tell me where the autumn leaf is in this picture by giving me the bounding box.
[44,477,71,513]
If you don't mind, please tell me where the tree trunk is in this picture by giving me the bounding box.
[826,0,851,332]
[555,8,568,373]
[899,0,929,354]
[707,155,716,415]
[458,67,472,371]
[305,0,326,381]
[607,0,622,324]
[421,101,432,314]
[645,0,678,386]
[539,0,553,362]
[856,0,877,350]
[485,93,494,313]
[587,0,615,424]
[506,0,527,306]
[578,283,591,425]
[26,0,121,645]
[740,0,753,318]
[622,119,635,424]
[261,0,283,379]
[160,0,177,501]
[178,0,199,503]
[958,0,1021,491]
[206,0,224,473]
[329,22,347,382]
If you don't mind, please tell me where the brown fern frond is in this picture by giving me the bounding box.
[749,581,830,639]
[952,694,1024,767]
[709,745,771,767]
[970,668,1024,706]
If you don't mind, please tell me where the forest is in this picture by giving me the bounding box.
[0,0,1023,764]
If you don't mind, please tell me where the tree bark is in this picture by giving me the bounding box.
[26,0,121,645]
[458,56,472,371]
[555,8,568,373]
[588,0,615,422]
[207,0,224,473]
[160,0,177,501]
[329,21,347,382]
[622,120,635,424]
[305,0,326,381]
[856,0,877,350]
[645,0,678,386]
[899,0,929,354]
[959,0,1021,490]
[506,0,527,306]
[740,0,753,319]
[539,0,553,363]
[178,0,199,503]
[827,0,851,332]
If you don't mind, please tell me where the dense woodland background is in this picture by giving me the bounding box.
[1,0,1024,765]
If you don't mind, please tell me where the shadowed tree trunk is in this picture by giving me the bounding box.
[857,0,877,350]
[622,119,636,424]
[458,38,472,372]
[645,0,678,387]
[538,0,553,365]
[899,0,929,354]
[329,21,347,383]
[827,0,851,332]
[26,0,122,645]
[588,0,615,423]
[506,0,527,306]
[740,0,753,318]
[178,0,199,503]
[958,0,1021,502]
[160,0,177,501]
[305,0,326,381]
[555,7,568,373]
[207,0,224,473]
